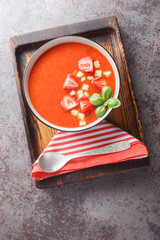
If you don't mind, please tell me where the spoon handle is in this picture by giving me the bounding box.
[69,141,131,159]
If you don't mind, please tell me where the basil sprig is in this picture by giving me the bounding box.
[89,86,121,118]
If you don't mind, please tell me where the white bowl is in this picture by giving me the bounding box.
[23,36,120,132]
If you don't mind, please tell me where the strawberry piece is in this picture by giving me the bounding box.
[78,57,94,73]
[61,95,79,111]
[63,74,80,90]
[92,76,107,92]
[80,97,93,114]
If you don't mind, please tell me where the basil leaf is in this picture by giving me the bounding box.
[89,95,105,106]
[101,86,113,100]
[95,105,107,117]
[106,98,121,108]
[103,101,108,106]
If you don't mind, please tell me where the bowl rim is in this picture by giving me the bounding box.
[22,35,120,132]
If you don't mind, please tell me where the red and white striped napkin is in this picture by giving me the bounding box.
[31,120,148,180]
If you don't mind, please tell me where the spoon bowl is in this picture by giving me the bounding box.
[38,152,71,173]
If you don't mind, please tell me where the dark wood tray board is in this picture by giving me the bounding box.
[9,16,149,188]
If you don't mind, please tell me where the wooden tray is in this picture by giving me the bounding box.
[9,16,149,188]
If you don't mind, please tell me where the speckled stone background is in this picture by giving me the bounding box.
[0,0,160,239]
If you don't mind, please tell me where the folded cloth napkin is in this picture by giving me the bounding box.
[31,120,148,180]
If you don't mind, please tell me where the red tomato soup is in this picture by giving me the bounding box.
[28,42,116,128]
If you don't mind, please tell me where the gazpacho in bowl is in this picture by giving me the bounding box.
[23,36,120,132]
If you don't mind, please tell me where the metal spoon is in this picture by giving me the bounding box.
[38,141,131,173]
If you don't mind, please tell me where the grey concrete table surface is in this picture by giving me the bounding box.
[0,0,159,239]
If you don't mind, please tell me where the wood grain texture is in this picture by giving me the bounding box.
[9,16,149,188]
